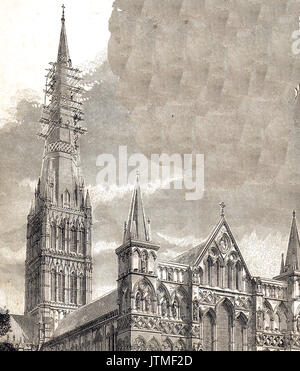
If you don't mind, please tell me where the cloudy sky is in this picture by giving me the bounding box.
[0,0,300,314]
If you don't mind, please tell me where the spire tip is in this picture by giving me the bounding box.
[61,4,65,22]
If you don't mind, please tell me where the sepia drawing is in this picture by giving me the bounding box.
[0,1,300,352]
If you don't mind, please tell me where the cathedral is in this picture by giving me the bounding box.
[3,8,300,351]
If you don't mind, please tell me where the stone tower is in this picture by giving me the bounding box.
[115,175,160,350]
[24,6,92,343]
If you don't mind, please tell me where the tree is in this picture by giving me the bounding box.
[0,308,17,351]
[0,308,11,337]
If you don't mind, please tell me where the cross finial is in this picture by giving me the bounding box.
[136,170,140,183]
[219,202,226,217]
[61,4,65,22]
[293,210,296,218]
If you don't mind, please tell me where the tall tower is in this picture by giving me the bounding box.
[115,175,160,350]
[25,6,92,343]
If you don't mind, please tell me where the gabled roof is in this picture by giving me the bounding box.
[172,241,207,265]
[172,216,251,277]
[10,314,37,343]
[53,289,118,338]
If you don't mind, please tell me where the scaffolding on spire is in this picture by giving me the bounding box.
[38,5,86,141]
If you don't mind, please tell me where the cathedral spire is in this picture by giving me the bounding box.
[284,211,300,272]
[57,4,71,66]
[124,174,150,243]
[280,253,285,274]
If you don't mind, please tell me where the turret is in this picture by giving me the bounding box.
[115,175,160,349]
[281,211,300,275]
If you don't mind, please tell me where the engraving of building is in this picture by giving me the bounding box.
[24,7,93,344]
[4,8,300,351]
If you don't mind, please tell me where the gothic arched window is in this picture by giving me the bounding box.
[79,275,85,305]
[235,315,247,351]
[78,229,85,254]
[60,225,65,251]
[227,263,233,289]
[203,311,214,351]
[51,224,56,250]
[51,269,56,301]
[71,228,77,253]
[207,258,213,286]
[235,262,242,291]
[217,303,232,351]
[58,272,65,303]
[70,273,77,304]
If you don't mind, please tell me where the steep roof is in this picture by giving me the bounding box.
[10,314,37,343]
[284,211,300,272]
[172,241,207,265]
[57,5,71,65]
[53,289,118,338]
[124,174,150,243]
[172,216,225,266]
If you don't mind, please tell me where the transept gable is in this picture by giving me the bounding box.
[194,217,251,279]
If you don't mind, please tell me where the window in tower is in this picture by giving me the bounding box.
[51,224,56,250]
[70,273,77,304]
[60,225,65,251]
[79,276,85,305]
[71,228,77,253]
[51,269,56,302]
[78,229,84,254]
[58,272,65,303]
